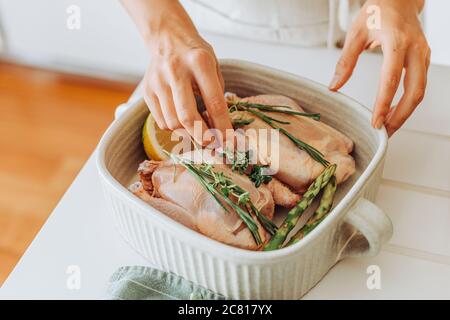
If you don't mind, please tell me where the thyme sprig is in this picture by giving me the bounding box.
[222,149,250,174]
[221,149,273,188]
[249,165,273,188]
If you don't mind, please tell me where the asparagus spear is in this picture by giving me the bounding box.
[286,175,337,246]
[263,164,336,251]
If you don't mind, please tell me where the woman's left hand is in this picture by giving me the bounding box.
[329,0,430,137]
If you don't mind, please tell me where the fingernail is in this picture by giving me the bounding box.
[329,74,340,90]
[374,116,385,129]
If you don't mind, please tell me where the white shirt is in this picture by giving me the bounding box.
[181,0,364,47]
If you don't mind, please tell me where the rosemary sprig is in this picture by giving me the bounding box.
[229,103,329,167]
[233,101,321,120]
[195,164,277,237]
[232,117,255,128]
[167,152,279,244]
[277,127,329,167]
[245,108,291,125]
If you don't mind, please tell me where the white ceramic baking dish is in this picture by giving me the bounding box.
[96,59,393,299]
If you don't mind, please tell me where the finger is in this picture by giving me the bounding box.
[144,91,167,129]
[170,79,210,145]
[216,61,225,91]
[385,50,427,136]
[329,29,366,91]
[191,52,233,138]
[372,43,406,128]
[155,83,181,130]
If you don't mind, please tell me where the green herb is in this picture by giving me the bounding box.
[229,103,329,167]
[232,117,255,127]
[221,150,275,188]
[233,101,321,120]
[277,127,329,167]
[222,149,250,174]
[249,203,277,236]
[245,108,291,125]
[249,165,273,188]
[167,152,277,244]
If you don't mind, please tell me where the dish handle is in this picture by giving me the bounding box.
[337,198,393,260]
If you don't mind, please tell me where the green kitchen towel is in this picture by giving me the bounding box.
[107,266,226,300]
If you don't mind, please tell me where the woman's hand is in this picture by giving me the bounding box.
[330,0,430,136]
[122,0,232,144]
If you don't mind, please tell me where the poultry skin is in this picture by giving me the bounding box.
[130,93,356,250]
[229,94,355,193]
[130,150,275,250]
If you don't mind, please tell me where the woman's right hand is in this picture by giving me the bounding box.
[122,0,232,145]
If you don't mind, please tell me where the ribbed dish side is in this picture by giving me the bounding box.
[102,177,349,299]
[97,61,388,300]
[99,119,385,299]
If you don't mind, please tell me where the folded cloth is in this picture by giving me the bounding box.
[107,266,226,300]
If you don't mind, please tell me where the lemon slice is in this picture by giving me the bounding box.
[142,114,180,161]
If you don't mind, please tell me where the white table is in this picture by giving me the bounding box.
[1,33,449,299]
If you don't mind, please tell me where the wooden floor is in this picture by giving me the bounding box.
[0,61,137,285]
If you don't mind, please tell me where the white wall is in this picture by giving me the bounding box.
[0,0,448,78]
[424,0,450,67]
[0,0,148,77]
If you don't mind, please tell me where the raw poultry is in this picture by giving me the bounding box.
[130,93,356,250]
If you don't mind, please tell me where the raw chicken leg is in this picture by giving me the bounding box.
[229,94,355,192]
[131,151,275,250]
